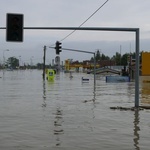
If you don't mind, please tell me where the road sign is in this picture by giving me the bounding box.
[55,56,60,64]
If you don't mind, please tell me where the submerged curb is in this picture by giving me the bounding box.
[110,106,150,111]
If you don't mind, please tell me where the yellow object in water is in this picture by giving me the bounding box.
[47,69,55,81]
[142,52,150,76]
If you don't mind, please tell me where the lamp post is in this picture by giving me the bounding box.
[19,56,21,68]
[30,56,34,69]
[3,49,9,69]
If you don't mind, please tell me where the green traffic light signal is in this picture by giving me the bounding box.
[6,13,23,42]
[55,41,62,55]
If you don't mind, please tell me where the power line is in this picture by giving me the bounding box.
[59,0,109,42]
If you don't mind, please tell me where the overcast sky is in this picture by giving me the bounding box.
[1,0,150,65]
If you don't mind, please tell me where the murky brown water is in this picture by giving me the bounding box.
[0,70,150,150]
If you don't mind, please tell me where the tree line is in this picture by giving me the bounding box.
[91,50,136,66]
[2,50,136,69]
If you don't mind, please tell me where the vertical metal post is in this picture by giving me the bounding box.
[94,52,96,91]
[43,46,46,80]
[58,47,96,90]
[3,49,9,69]
[135,29,140,107]
[120,45,122,65]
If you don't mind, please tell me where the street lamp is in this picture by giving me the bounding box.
[30,56,34,69]
[19,56,21,68]
[3,49,9,69]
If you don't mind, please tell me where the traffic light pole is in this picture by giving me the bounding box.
[49,46,96,91]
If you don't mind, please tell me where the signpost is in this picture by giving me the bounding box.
[55,56,60,72]
[55,56,60,64]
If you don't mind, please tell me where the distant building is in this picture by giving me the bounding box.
[142,52,150,76]
[64,59,116,72]
[97,60,116,68]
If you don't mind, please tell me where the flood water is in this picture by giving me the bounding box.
[0,70,150,150]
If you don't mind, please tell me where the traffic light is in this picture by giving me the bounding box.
[6,13,23,42]
[55,41,62,55]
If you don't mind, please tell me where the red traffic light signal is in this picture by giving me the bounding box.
[6,13,23,42]
[55,41,62,55]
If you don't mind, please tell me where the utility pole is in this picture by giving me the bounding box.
[120,45,122,66]
[43,46,46,80]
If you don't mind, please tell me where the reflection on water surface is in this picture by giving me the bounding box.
[0,70,150,150]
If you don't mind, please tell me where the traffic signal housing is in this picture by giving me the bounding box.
[6,13,23,42]
[55,41,62,55]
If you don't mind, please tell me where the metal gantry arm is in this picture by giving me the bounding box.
[0,26,140,107]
